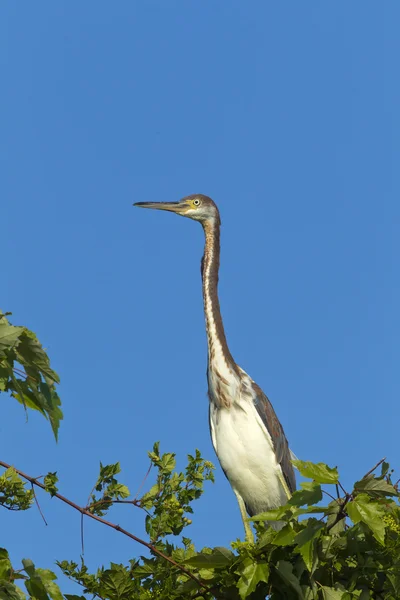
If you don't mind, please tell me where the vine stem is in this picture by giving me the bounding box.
[0,460,216,597]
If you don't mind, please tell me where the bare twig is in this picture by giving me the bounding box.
[86,498,141,510]
[80,512,85,556]
[0,460,215,596]
[31,483,48,526]
[0,504,20,511]
[322,489,337,502]
[13,367,28,379]
[133,461,152,501]
[82,480,99,557]
[362,457,386,480]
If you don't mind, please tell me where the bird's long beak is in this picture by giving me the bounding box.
[133,201,187,215]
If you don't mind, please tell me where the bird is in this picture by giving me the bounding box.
[134,194,296,542]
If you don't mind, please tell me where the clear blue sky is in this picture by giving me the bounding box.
[2,1,399,593]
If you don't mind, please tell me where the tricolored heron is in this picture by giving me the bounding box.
[134,195,296,541]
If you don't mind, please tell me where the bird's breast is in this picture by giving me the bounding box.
[209,388,288,516]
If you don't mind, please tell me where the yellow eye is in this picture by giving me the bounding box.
[193,199,200,207]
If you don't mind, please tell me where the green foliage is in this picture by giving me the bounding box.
[292,460,339,484]
[44,473,59,498]
[87,462,130,516]
[139,443,215,541]
[0,551,66,600]
[1,312,400,599]
[0,467,34,511]
[1,450,400,600]
[2,454,396,600]
[0,312,62,440]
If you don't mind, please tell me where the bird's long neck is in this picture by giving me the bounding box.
[201,219,236,376]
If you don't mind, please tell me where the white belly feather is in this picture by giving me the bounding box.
[209,380,288,517]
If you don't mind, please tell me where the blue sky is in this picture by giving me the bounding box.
[1,0,399,593]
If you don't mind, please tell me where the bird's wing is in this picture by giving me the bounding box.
[252,382,296,494]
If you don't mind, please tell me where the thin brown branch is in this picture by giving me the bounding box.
[112,499,141,506]
[0,460,215,597]
[326,493,351,533]
[321,489,337,502]
[13,367,28,379]
[85,498,151,520]
[0,504,21,511]
[31,483,48,526]
[133,461,152,501]
[362,457,386,480]
[86,498,141,511]
[83,479,99,557]
[81,512,85,556]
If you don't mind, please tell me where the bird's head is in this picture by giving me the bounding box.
[134,194,220,226]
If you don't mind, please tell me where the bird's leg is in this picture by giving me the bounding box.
[234,490,254,543]
[277,471,292,501]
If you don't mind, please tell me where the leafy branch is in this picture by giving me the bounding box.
[0,448,217,597]
[0,311,62,440]
[1,451,399,599]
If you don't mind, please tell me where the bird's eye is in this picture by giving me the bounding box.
[193,199,200,206]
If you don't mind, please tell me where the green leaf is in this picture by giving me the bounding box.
[14,331,59,384]
[101,569,135,600]
[347,494,386,545]
[184,548,234,568]
[10,378,47,416]
[275,561,304,599]
[0,468,34,511]
[0,313,62,439]
[292,505,329,517]
[292,460,339,484]
[288,481,323,507]
[98,462,121,481]
[237,559,269,599]
[256,527,276,549]
[381,461,390,477]
[161,453,176,472]
[273,524,296,546]
[249,505,289,522]
[213,546,235,560]
[0,322,24,350]
[44,473,58,497]
[320,586,344,599]
[294,519,324,572]
[38,382,63,441]
[0,581,25,600]
[22,560,50,600]
[0,549,11,580]
[387,571,400,596]
[10,378,62,441]
[294,519,324,547]
[108,483,130,499]
[0,364,9,392]
[36,570,63,600]
[354,475,398,497]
